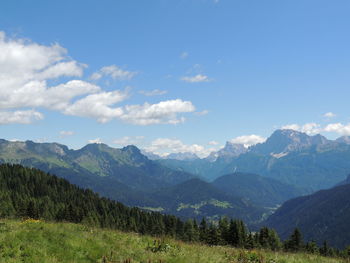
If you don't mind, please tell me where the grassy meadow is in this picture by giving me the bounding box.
[0,219,347,263]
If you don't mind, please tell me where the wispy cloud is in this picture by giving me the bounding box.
[195,110,209,116]
[113,136,145,146]
[0,110,43,125]
[180,52,188,59]
[323,112,336,119]
[139,89,168,96]
[90,65,137,81]
[181,74,211,83]
[59,130,74,138]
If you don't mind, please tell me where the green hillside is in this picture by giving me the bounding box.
[0,219,346,263]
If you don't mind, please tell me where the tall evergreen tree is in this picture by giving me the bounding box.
[285,228,304,252]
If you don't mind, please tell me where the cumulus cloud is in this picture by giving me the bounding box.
[90,65,137,81]
[230,135,266,147]
[113,136,145,146]
[120,99,195,125]
[0,110,43,125]
[145,138,217,158]
[0,32,197,126]
[0,32,93,111]
[323,112,336,118]
[282,123,321,135]
[139,89,168,96]
[324,123,350,136]
[59,130,74,137]
[282,121,350,136]
[181,74,211,83]
[64,90,126,123]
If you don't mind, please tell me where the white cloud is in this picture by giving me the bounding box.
[88,138,102,144]
[324,123,350,136]
[230,135,266,147]
[139,89,168,96]
[301,123,321,135]
[180,52,188,59]
[0,32,100,123]
[282,121,350,136]
[64,90,126,123]
[59,130,74,137]
[0,110,43,125]
[208,140,219,145]
[90,65,137,81]
[145,138,217,158]
[323,112,336,118]
[181,74,211,83]
[282,124,300,131]
[282,123,321,135]
[113,136,145,146]
[0,32,197,126]
[120,99,195,125]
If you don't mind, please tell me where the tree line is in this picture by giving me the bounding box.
[0,164,349,259]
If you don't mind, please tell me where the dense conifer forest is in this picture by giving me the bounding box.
[0,163,350,259]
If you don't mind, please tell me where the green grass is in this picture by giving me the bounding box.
[0,219,347,263]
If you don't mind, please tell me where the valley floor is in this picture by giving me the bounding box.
[0,219,346,263]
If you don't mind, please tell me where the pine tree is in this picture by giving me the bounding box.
[207,224,220,246]
[228,219,246,247]
[199,218,208,243]
[218,217,229,245]
[285,228,304,252]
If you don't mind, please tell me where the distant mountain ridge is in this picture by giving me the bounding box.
[0,138,295,224]
[251,129,330,155]
[206,142,247,162]
[157,129,350,190]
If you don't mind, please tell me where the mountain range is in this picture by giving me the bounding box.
[157,129,350,191]
[1,129,350,228]
[0,139,276,223]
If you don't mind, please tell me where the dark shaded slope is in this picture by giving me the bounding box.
[212,172,304,207]
[264,183,350,248]
[147,178,268,223]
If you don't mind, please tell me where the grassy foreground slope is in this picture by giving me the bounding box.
[0,219,345,263]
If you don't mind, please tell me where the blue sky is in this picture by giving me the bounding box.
[0,0,350,157]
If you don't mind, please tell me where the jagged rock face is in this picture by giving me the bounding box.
[336,136,350,144]
[207,142,247,162]
[251,129,330,155]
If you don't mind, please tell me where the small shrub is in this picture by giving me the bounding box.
[146,239,171,253]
